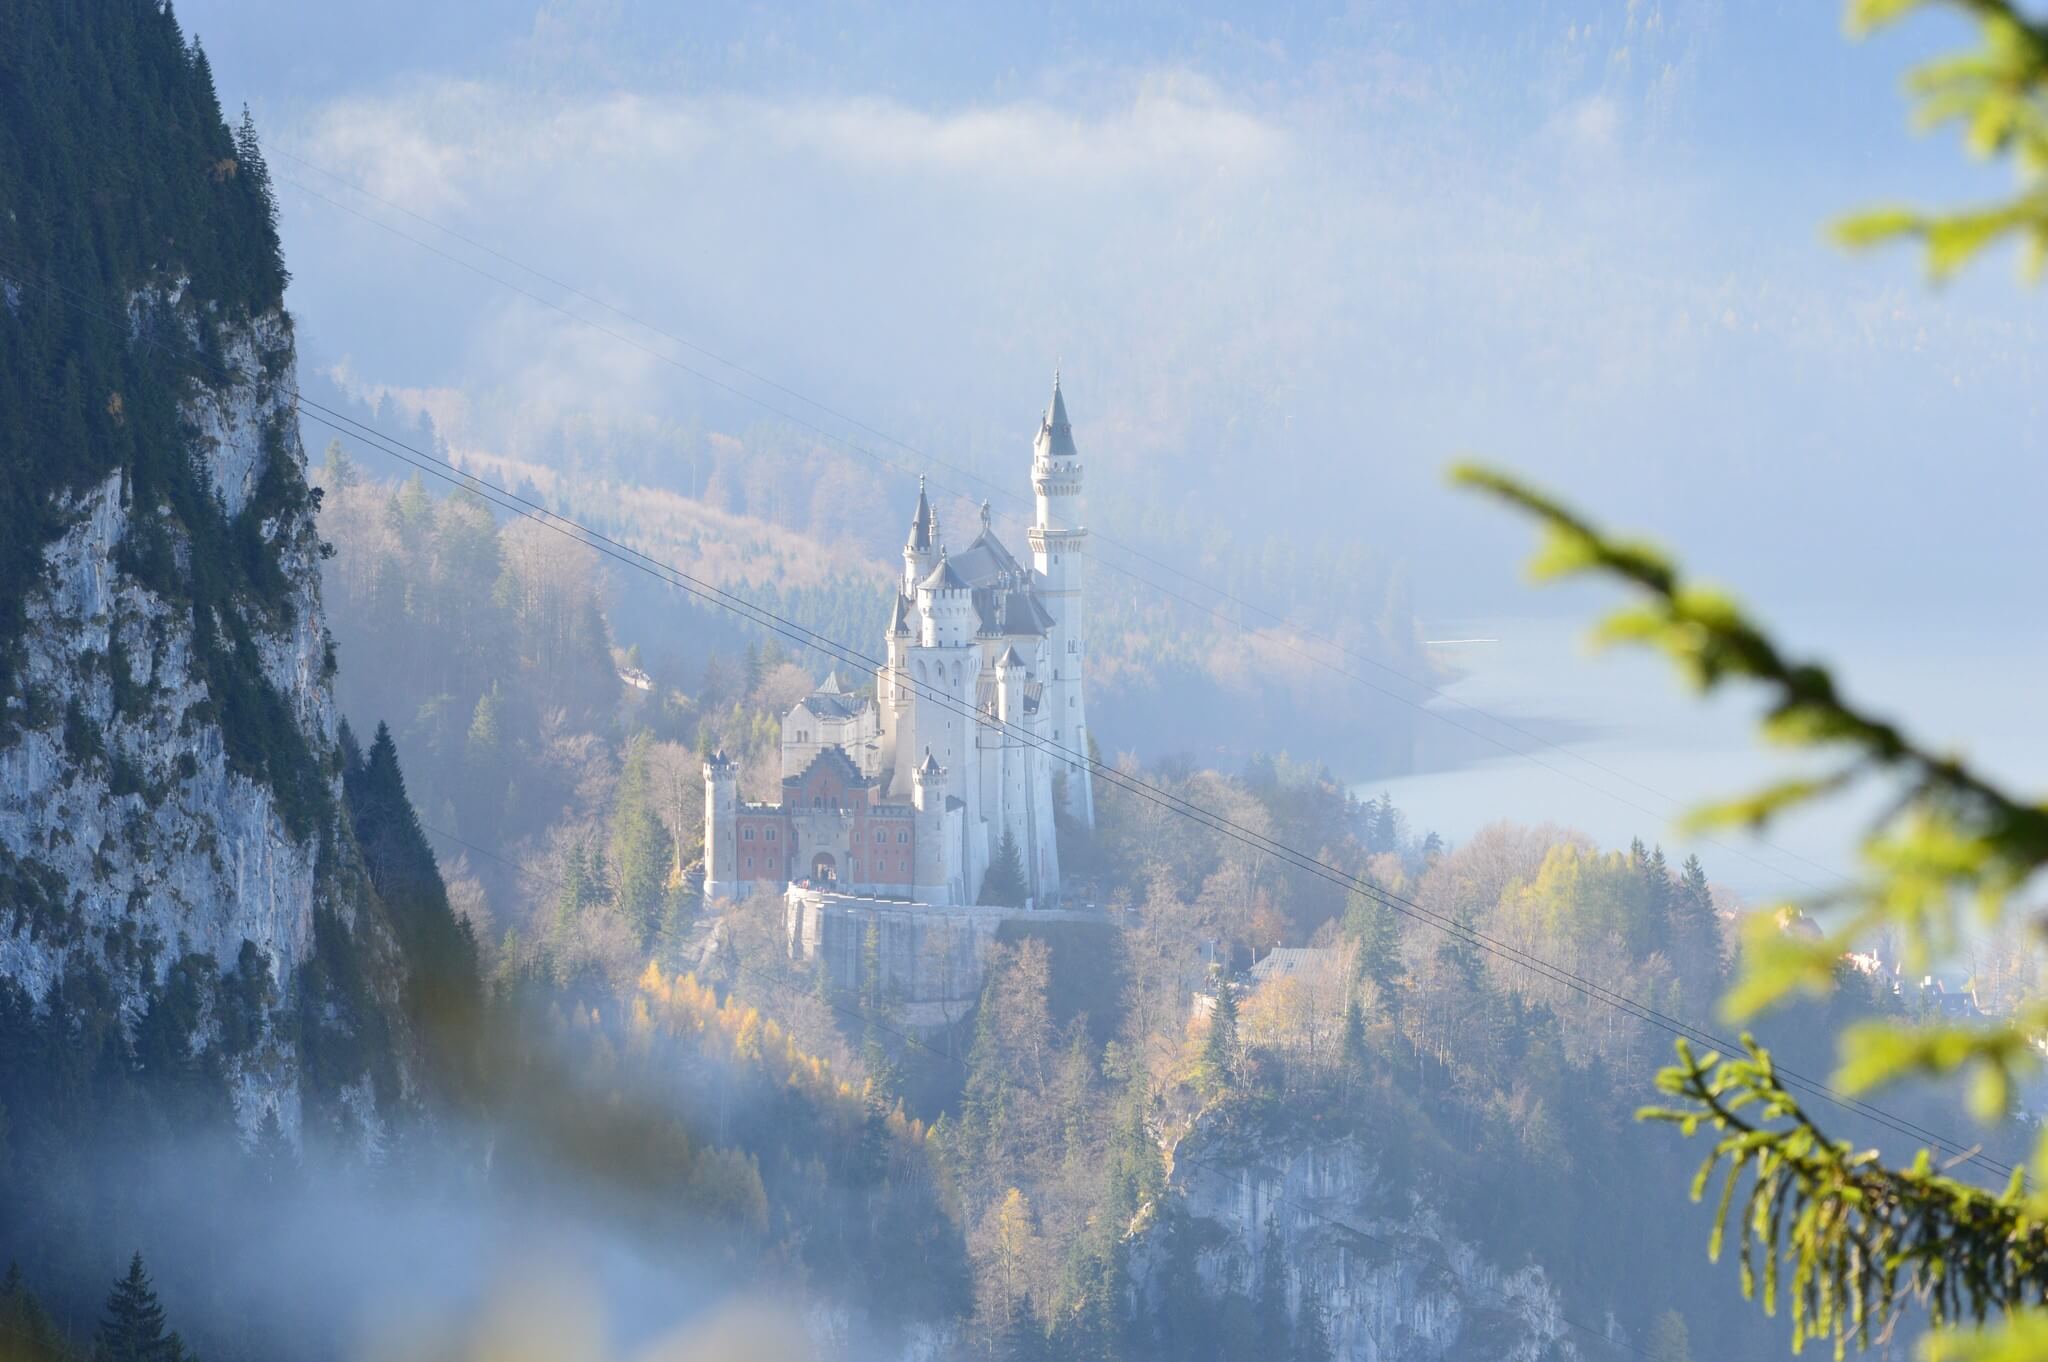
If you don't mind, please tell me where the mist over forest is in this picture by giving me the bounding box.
[3,3,2045,1362]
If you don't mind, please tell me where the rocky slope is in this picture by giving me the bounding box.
[0,1,424,1143]
[1140,1120,1598,1362]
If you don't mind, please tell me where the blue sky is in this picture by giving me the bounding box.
[183,0,2043,635]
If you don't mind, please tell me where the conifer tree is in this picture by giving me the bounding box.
[96,1253,187,1362]
[1342,881,1404,1008]
[1255,1216,1290,1344]
[979,828,1029,907]
[1201,985,1238,1093]
[1292,1281,1333,1362]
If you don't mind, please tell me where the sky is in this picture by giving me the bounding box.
[177,0,2047,874]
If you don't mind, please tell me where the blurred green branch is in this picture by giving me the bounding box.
[1838,0,2048,278]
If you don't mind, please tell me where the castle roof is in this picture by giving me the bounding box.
[1035,372,1077,460]
[796,686,865,721]
[916,747,943,777]
[782,743,872,793]
[997,645,1025,669]
[888,593,914,635]
[906,476,937,551]
[918,550,969,593]
[817,669,841,694]
[950,522,1023,589]
[975,584,1052,637]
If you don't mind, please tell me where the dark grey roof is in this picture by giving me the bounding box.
[916,748,943,776]
[949,524,1023,589]
[919,552,969,592]
[888,593,913,635]
[1003,589,1054,636]
[907,477,937,550]
[1036,374,1077,459]
[798,689,864,721]
[997,645,1025,669]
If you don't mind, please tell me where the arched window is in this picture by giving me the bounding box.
[765,827,777,842]
[743,826,755,841]
[744,854,753,871]
[875,829,886,844]
[898,830,909,844]
[915,660,927,681]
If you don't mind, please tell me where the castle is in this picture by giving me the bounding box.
[703,374,1095,914]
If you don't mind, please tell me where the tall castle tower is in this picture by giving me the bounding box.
[1027,373,1095,827]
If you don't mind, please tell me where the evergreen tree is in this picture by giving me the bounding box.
[979,828,1029,907]
[610,731,675,946]
[1291,1281,1333,1362]
[0,1263,72,1362]
[1254,1216,1289,1345]
[1201,985,1238,1093]
[1342,881,1404,1006]
[1672,853,1720,978]
[1339,997,1368,1099]
[554,841,592,938]
[96,1253,187,1362]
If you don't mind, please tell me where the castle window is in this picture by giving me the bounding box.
[875,829,885,844]
[765,827,777,841]
[743,827,756,841]
[898,830,909,844]
[744,855,753,870]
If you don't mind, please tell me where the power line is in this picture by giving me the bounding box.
[419,819,1658,1360]
[272,155,1849,896]
[1,254,2004,1180]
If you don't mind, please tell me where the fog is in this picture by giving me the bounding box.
[179,0,2044,631]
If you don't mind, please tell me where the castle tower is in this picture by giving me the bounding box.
[910,748,956,903]
[1026,372,1095,827]
[903,476,940,597]
[702,750,739,900]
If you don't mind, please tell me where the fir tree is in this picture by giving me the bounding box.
[1201,985,1238,1093]
[1292,1281,1333,1362]
[96,1253,187,1362]
[1342,881,1404,1006]
[1339,997,1368,1099]
[979,828,1029,907]
[1254,1216,1289,1345]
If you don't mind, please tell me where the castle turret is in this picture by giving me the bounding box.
[904,476,940,597]
[1026,372,1095,827]
[702,750,739,900]
[917,549,974,648]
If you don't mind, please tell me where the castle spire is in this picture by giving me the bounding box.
[1038,371,1076,459]
[908,475,938,550]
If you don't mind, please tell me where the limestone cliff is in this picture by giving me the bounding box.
[1136,1117,1601,1362]
[0,1,423,1141]
[0,279,415,1137]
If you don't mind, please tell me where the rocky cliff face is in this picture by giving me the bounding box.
[1139,1122,1596,1362]
[0,281,398,1137]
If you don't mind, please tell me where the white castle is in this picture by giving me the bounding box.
[703,374,1095,911]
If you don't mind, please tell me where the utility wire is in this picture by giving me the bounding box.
[0,255,2005,1182]
[419,819,1659,1360]
[273,157,1850,896]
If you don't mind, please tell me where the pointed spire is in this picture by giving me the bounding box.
[907,475,937,551]
[1037,370,1077,459]
[817,670,842,694]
